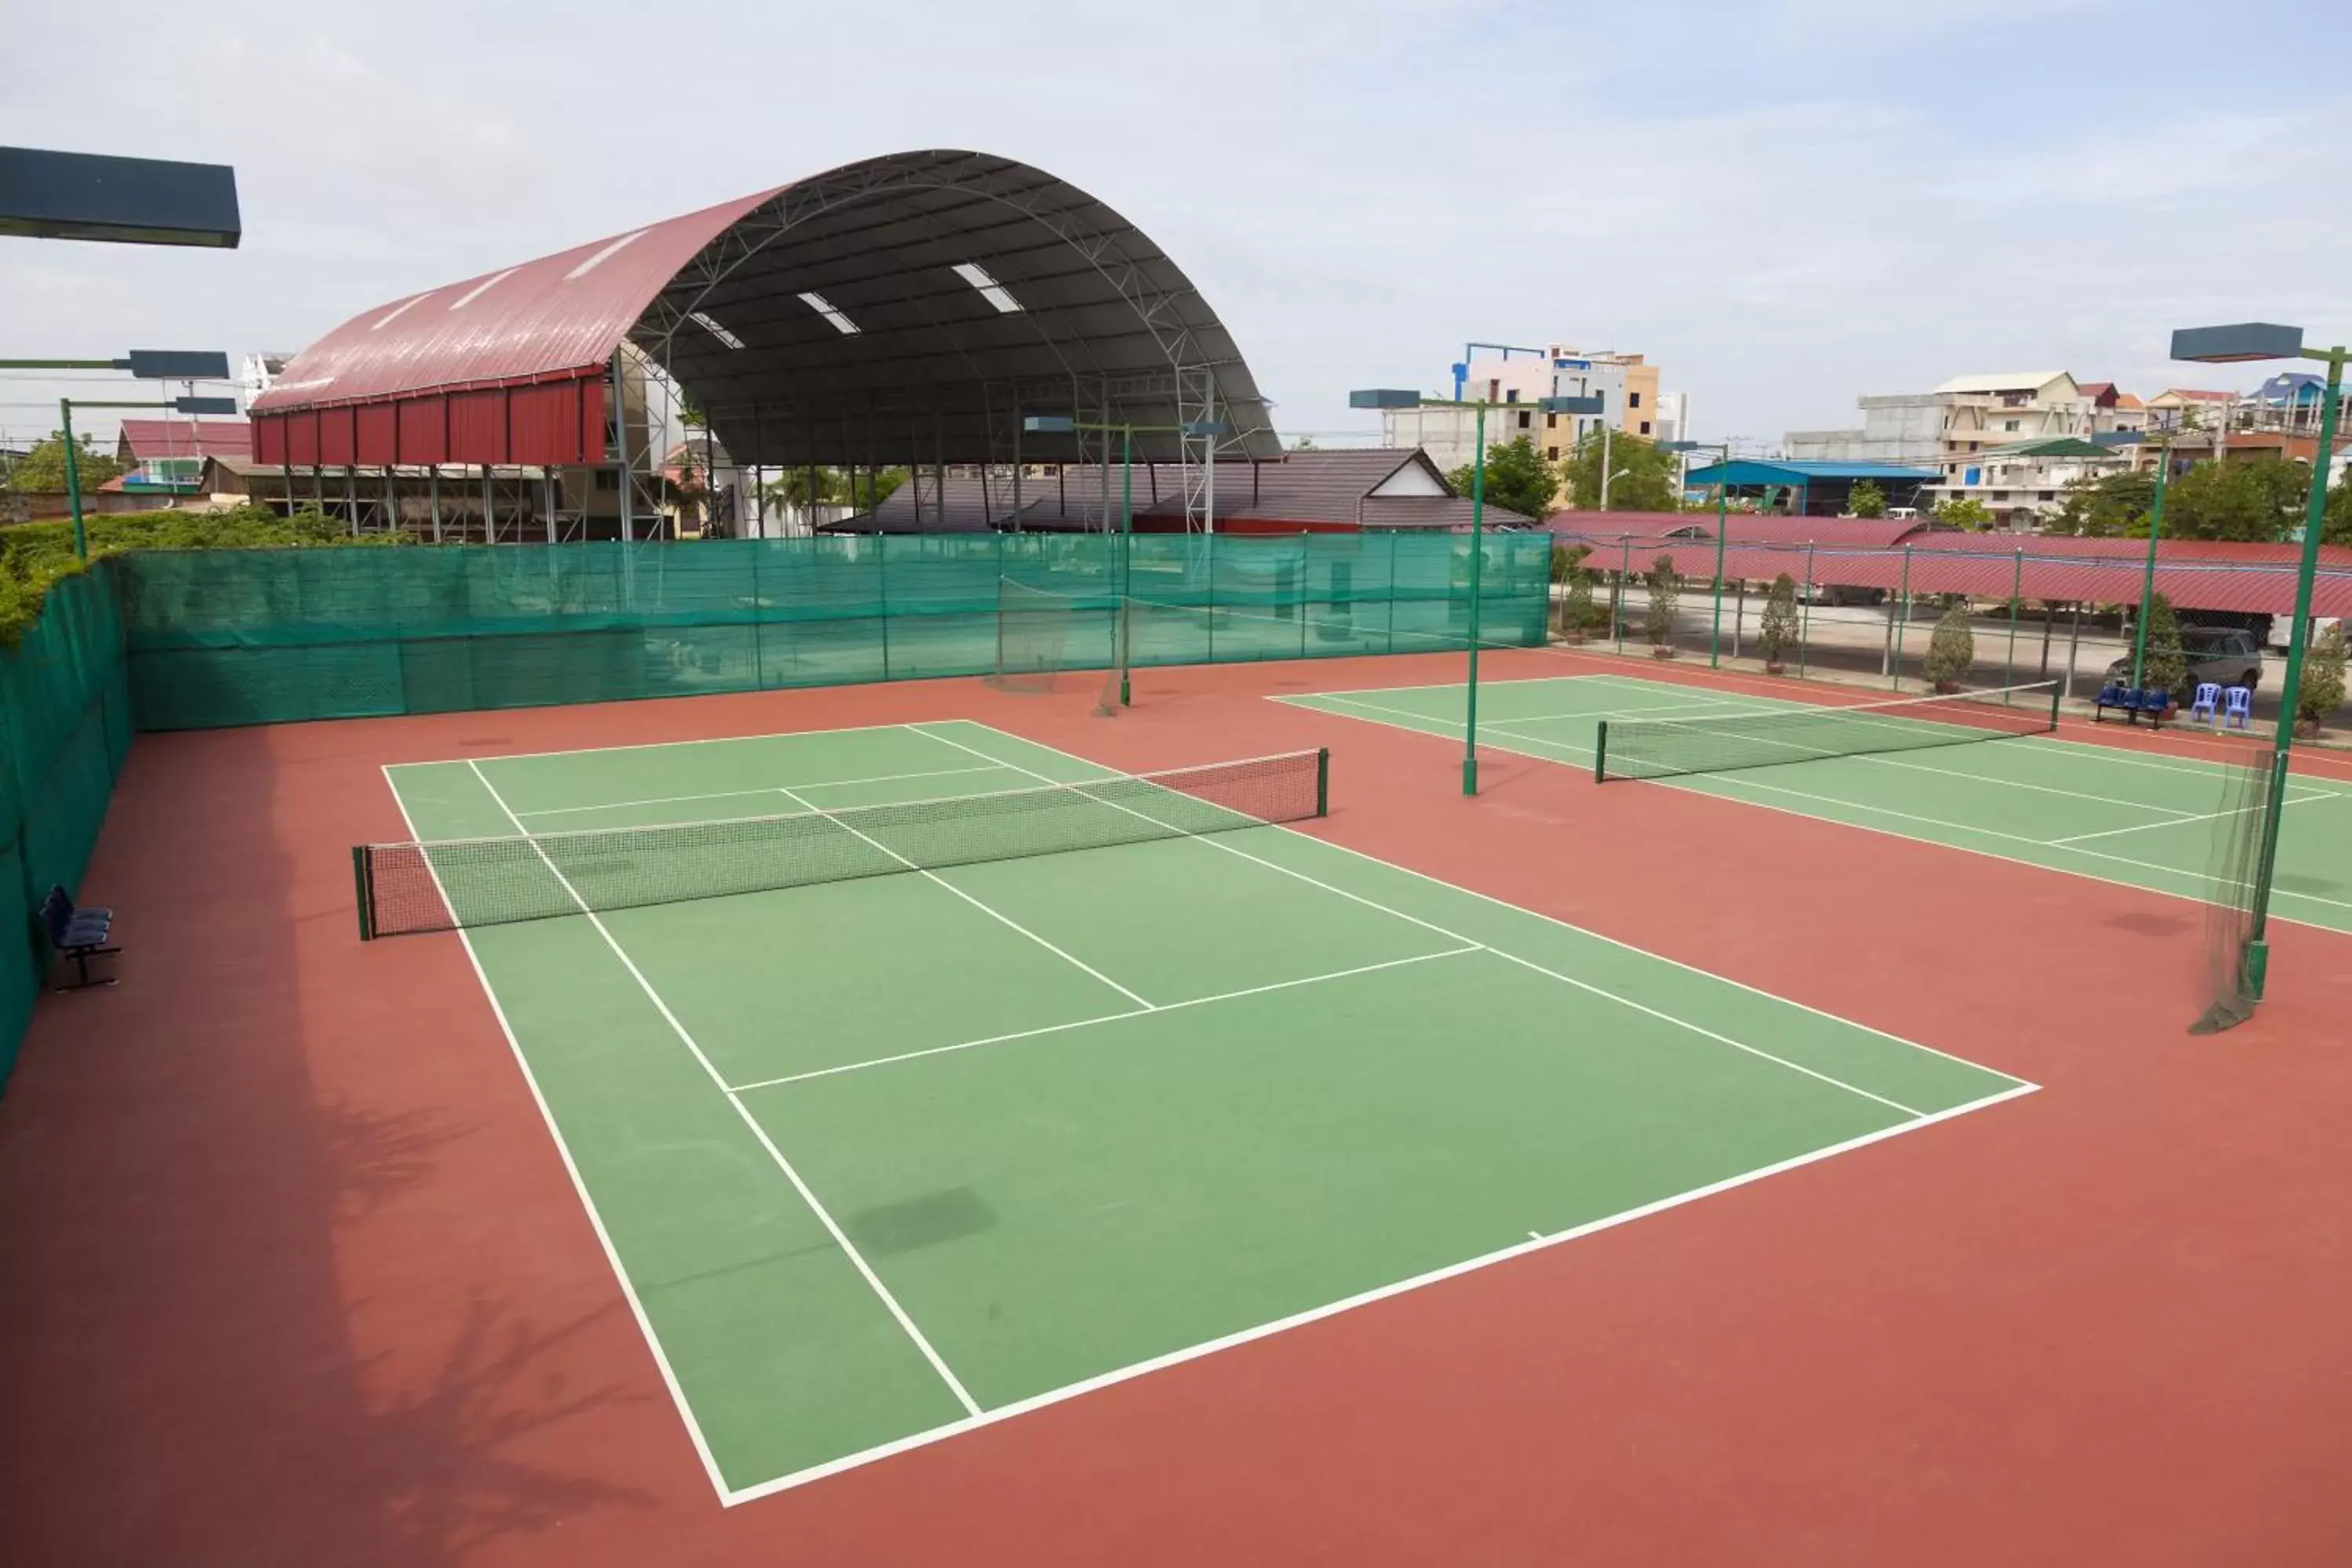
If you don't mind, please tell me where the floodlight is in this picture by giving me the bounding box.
[2171,323,2304,364]
[1348,389,1421,409]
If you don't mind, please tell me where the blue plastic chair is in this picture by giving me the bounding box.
[2140,688,2169,726]
[2223,685,2253,730]
[2189,682,2221,726]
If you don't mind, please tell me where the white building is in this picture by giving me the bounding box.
[1388,343,1672,481]
[1784,394,1944,465]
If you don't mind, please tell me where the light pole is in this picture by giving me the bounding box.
[56,392,239,559]
[1662,439,1737,666]
[1022,412,1225,710]
[0,352,234,559]
[1353,389,1599,794]
[2128,433,2175,691]
[2172,321,2347,1014]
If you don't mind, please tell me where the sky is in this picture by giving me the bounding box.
[5,0,2350,455]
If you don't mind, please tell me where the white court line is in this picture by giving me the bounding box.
[952,722,2046,1086]
[514,764,1011,817]
[2049,791,2338,844]
[1583,672,2352,798]
[721,1077,2038,1507]
[771,782,1152,1011]
[1691,767,2352,913]
[379,768,735,1505]
[1262,670,1612,702]
[462,758,985,1421]
[396,715,964,770]
[728,945,1483,1093]
[908,724,1931,1117]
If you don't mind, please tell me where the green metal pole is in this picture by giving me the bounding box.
[1798,541,1815,678]
[1120,424,1134,707]
[60,399,89,561]
[1463,404,1486,796]
[1890,544,1913,690]
[1614,538,1629,655]
[2238,344,2347,1003]
[2005,547,2023,694]
[2130,441,2172,690]
[1708,450,1729,666]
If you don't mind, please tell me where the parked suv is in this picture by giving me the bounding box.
[2104,625,2265,691]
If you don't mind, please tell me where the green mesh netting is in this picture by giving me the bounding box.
[2,563,132,1086]
[118,532,1552,731]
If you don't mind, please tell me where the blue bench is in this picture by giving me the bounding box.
[2092,684,2172,728]
[38,884,119,990]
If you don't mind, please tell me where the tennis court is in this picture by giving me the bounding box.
[1279,672,2352,935]
[377,717,2029,1502]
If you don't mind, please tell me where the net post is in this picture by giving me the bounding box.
[351,845,376,942]
[1594,720,1610,783]
[1316,746,1330,817]
[2047,680,2061,731]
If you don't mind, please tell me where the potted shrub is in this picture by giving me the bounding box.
[1758,572,1800,673]
[1922,599,1975,692]
[2297,621,2347,739]
[1644,553,1679,658]
[1560,573,1598,643]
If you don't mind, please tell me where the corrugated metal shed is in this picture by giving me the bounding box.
[249,149,1281,475]
[834,451,1537,534]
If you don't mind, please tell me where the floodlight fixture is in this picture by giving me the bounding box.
[2171,322,2304,364]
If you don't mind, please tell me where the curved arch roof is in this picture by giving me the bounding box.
[252,149,1279,466]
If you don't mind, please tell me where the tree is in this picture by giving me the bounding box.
[2,430,125,499]
[2138,593,2190,700]
[2299,622,2348,733]
[2054,468,2158,537]
[1847,479,1886,518]
[2327,466,2351,546]
[1758,572,1800,670]
[1922,601,1976,689]
[1559,427,1681,512]
[1446,434,1559,521]
[1643,552,1679,652]
[1933,495,1993,529]
[2165,456,2307,542]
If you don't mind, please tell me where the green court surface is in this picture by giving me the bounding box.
[383,720,2030,1502]
[1279,672,2352,935]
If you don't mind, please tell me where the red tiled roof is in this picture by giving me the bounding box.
[1549,524,2352,619]
[116,419,252,461]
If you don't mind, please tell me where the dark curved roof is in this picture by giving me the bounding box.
[253,149,1278,466]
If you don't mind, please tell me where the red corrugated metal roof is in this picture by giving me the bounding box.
[249,187,782,412]
[1545,510,1928,550]
[1556,529,2352,619]
[116,419,252,460]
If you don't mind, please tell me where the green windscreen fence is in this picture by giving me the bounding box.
[2,563,132,1083]
[119,531,1552,730]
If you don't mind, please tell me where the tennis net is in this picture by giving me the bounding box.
[1595,681,2060,782]
[356,748,1329,938]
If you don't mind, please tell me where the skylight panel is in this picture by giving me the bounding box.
[797,291,861,336]
[688,310,746,350]
[951,261,1023,314]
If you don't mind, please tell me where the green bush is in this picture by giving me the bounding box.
[2299,622,2347,731]
[2137,593,2190,700]
[0,504,396,644]
[1848,480,1886,518]
[1758,572,1800,666]
[1922,601,1976,688]
[1644,553,1679,648]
